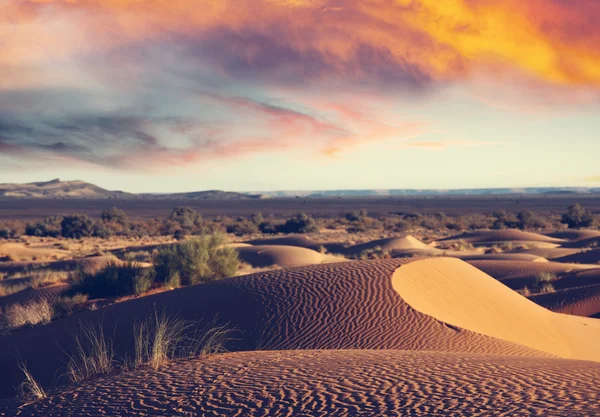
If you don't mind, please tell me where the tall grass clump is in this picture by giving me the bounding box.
[69,261,155,299]
[133,309,232,370]
[18,361,46,401]
[65,321,115,383]
[154,234,238,286]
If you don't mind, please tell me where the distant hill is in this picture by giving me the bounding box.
[143,190,265,200]
[0,179,133,199]
[0,179,263,200]
[1,179,598,199]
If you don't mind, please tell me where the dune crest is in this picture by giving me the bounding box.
[392,258,600,362]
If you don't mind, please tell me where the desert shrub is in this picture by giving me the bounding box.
[91,222,112,238]
[535,271,557,284]
[66,321,115,383]
[61,214,95,239]
[25,215,64,237]
[278,213,318,234]
[70,261,156,299]
[53,293,89,319]
[168,206,202,232]
[561,203,595,229]
[490,210,519,229]
[259,220,279,234]
[517,211,550,230]
[227,217,259,236]
[345,209,369,222]
[154,234,239,285]
[248,213,264,226]
[3,300,53,330]
[358,246,391,260]
[0,228,10,239]
[101,207,128,225]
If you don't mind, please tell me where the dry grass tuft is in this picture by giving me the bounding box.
[66,321,115,383]
[133,309,232,370]
[18,361,46,401]
[3,300,53,330]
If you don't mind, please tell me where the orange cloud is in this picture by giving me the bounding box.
[2,0,599,88]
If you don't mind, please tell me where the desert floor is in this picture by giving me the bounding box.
[1,228,599,416]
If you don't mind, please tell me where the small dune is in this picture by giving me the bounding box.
[457,253,549,262]
[553,248,600,264]
[349,235,432,253]
[245,235,318,249]
[235,245,341,268]
[531,283,600,318]
[0,243,68,262]
[515,247,584,260]
[468,260,596,281]
[393,258,600,361]
[547,229,600,241]
[4,350,599,417]
[437,230,564,245]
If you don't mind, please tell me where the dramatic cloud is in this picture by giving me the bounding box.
[0,0,599,171]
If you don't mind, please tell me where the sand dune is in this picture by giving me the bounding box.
[547,229,600,241]
[349,235,432,253]
[3,350,599,417]
[236,245,342,267]
[246,235,318,249]
[553,248,600,264]
[468,259,595,281]
[531,283,600,318]
[515,247,584,260]
[394,258,600,361]
[0,285,67,311]
[457,253,549,262]
[437,230,564,245]
[0,258,546,398]
[0,244,68,262]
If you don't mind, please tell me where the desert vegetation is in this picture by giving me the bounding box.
[1,203,597,244]
[154,234,239,286]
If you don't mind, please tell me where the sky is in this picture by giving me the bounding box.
[0,0,599,192]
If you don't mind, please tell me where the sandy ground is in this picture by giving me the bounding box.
[2,229,600,415]
[3,350,599,417]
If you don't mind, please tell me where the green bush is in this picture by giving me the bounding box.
[154,234,239,286]
[61,214,95,239]
[561,203,595,229]
[277,213,318,234]
[25,215,64,237]
[69,261,156,299]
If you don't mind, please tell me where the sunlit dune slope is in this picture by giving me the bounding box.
[393,258,600,361]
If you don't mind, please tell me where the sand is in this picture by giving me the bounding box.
[436,230,565,245]
[0,258,546,398]
[394,258,600,361]
[531,282,600,318]
[553,248,600,264]
[0,243,68,262]
[3,350,599,417]
[246,235,318,249]
[235,245,342,268]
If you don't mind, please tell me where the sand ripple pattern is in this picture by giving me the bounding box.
[5,350,599,417]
